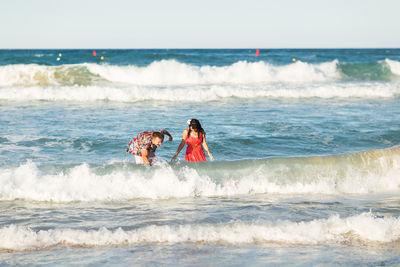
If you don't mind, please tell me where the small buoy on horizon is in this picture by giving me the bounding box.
[100,56,104,60]
[292,58,296,62]
[57,57,60,61]
[255,49,260,57]
[59,53,62,57]
[93,50,96,57]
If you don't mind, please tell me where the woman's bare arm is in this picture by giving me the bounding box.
[171,130,188,162]
[202,134,214,161]
[141,149,151,166]
[162,130,173,141]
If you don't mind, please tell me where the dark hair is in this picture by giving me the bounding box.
[152,131,164,140]
[187,119,205,138]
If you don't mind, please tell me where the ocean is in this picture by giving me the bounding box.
[0,49,400,266]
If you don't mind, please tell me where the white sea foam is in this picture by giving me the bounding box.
[1,60,399,102]
[1,59,399,89]
[1,213,399,251]
[85,60,340,85]
[0,60,340,87]
[386,59,400,76]
[0,82,398,102]
[0,147,399,202]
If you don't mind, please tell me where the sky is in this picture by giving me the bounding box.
[0,0,399,49]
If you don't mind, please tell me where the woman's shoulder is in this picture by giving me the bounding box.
[183,128,189,138]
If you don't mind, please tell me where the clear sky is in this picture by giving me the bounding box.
[1,0,399,48]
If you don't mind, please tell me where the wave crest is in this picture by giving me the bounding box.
[0,82,399,102]
[0,64,103,87]
[0,60,340,87]
[386,59,400,76]
[1,213,399,251]
[1,59,400,88]
[86,59,340,85]
[1,147,400,202]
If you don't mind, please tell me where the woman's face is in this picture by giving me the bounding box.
[190,125,198,132]
[151,137,163,147]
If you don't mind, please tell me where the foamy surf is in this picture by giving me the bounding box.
[1,59,399,102]
[1,59,400,88]
[0,82,399,102]
[0,60,340,87]
[1,212,399,251]
[385,59,400,76]
[1,147,399,202]
[86,59,341,85]
[1,49,400,265]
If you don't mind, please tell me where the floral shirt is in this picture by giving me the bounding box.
[127,130,166,156]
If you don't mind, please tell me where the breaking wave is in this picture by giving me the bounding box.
[1,59,399,102]
[1,212,399,251]
[0,60,340,87]
[0,147,399,202]
[1,59,399,88]
[0,82,399,102]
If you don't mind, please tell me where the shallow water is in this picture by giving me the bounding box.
[1,49,400,266]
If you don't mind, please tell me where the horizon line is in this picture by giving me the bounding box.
[1,47,399,50]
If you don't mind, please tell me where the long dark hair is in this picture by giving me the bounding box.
[187,119,205,138]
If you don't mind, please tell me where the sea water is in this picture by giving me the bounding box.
[0,49,400,266]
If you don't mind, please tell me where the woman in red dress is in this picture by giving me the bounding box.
[171,119,213,162]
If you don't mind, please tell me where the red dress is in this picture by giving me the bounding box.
[185,131,206,162]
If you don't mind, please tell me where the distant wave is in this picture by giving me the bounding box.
[0,64,104,87]
[0,82,399,102]
[0,59,383,87]
[386,59,400,76]
[1,212,399,251]
[85,60,341,85]
[0,60,340,87]
[0,59,399,88]
[0,147,399,202]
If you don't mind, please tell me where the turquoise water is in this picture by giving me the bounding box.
[1,49,400,266]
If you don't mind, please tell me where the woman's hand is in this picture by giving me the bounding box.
[171,139,186,162]
[171,154,178,162]
[141,149,152,166]
[162,130,173,142]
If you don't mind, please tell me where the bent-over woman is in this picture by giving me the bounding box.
[127,129,173,165]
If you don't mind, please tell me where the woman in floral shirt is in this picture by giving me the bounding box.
[127,129,173,165]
